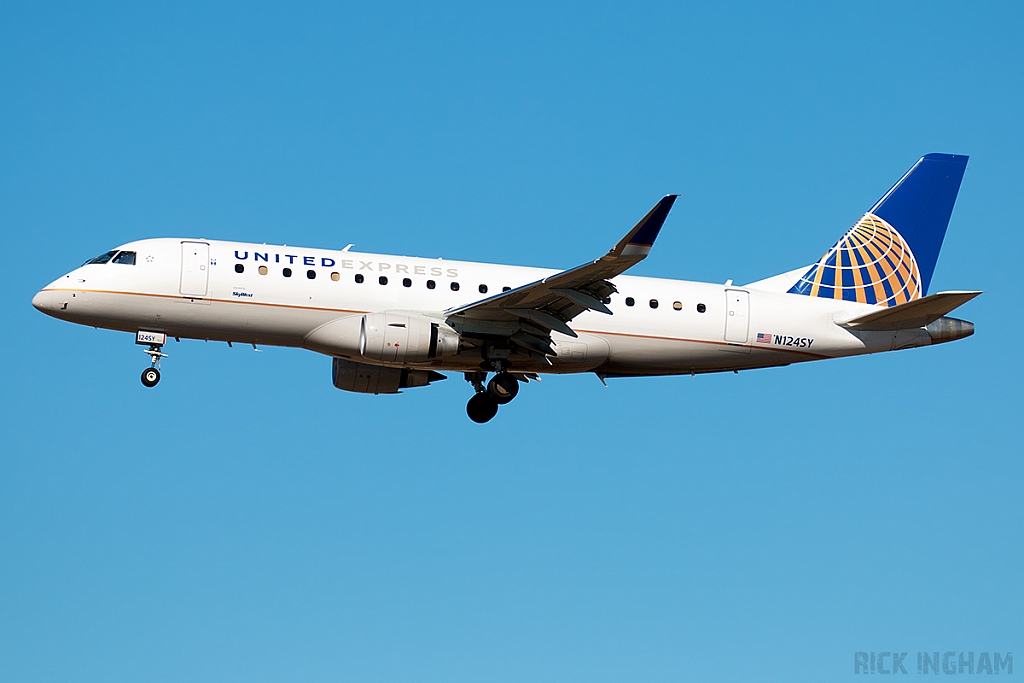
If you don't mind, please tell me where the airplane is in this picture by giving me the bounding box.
[32,153,979,423]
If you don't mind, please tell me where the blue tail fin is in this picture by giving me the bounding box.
[788,153,968,306]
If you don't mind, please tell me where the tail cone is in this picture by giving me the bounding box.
[926,317,974,344]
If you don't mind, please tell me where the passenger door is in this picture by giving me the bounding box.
[180,241,210,298]
[724,289,750,347]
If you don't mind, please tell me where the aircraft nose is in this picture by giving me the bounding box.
[32,289,53,312]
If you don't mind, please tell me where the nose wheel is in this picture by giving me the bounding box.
[141,342,167,388]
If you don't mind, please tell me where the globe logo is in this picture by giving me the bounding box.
[789,213,922,307]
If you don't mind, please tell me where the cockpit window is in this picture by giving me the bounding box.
[83,250,118,265]
[112,251,136,265]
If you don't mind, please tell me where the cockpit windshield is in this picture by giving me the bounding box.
[112,251,136,265]
[83,250,118,265]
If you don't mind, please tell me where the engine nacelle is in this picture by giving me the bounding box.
[332,358,446,394]
[361,312,460,363]
[305,312,460,364]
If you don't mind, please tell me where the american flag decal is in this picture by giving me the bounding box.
[755,332,772,344]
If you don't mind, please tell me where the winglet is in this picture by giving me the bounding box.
[611,195,678,258]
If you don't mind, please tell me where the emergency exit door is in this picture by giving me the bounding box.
[724,289,750,344]
[180,241,210,297]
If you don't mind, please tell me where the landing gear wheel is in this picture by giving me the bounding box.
[141,367,161,388]
[487,373,519,404]
[467,392,499,423]
[140,342,167,388]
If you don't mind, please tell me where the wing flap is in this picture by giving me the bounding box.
[551,288,612,314]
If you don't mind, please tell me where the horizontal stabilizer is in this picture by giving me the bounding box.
[837,291,981,331]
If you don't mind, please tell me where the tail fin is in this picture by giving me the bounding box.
[788,153,968,306]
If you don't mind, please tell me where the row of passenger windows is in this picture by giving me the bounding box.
[623,296,707,313]
[235,262,513,292]
[233,263,707,312]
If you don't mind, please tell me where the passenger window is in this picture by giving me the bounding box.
[112,251,136,265]
[331,272,340,281]
[355,274,364,283]
[451,282,460,291]
[427,280,436,289]
[673,301,682,310]
[283,268,292,277]
[403,278,412,287]
[479,284,488,294]
[625,297,635,307]
[235,264,244,273]
[697,303,706,313]
[503,286,511,292]
[83,250,118,265]
[649,299,658,309]
[379,276,388,285]
[307,270,316,279]
[259,266,268,275]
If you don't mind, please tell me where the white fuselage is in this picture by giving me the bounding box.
[33,238,936,377]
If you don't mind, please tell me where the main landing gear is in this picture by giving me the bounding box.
[465,368,522,423]
[141,343,167,388]
[466,391,499,424]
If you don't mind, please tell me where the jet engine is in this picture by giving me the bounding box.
[332,358,446,394]
[305,312,460,364]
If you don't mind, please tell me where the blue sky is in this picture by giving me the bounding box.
[1,2,1021,681]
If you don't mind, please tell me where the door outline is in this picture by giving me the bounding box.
[180,241,210,298]
[724,289,750,347]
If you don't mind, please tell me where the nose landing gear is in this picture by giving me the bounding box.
[140,342,167,388]
[135,331,168,388]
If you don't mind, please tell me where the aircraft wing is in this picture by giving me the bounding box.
[444,195,678,359]
[837,290,982,331]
